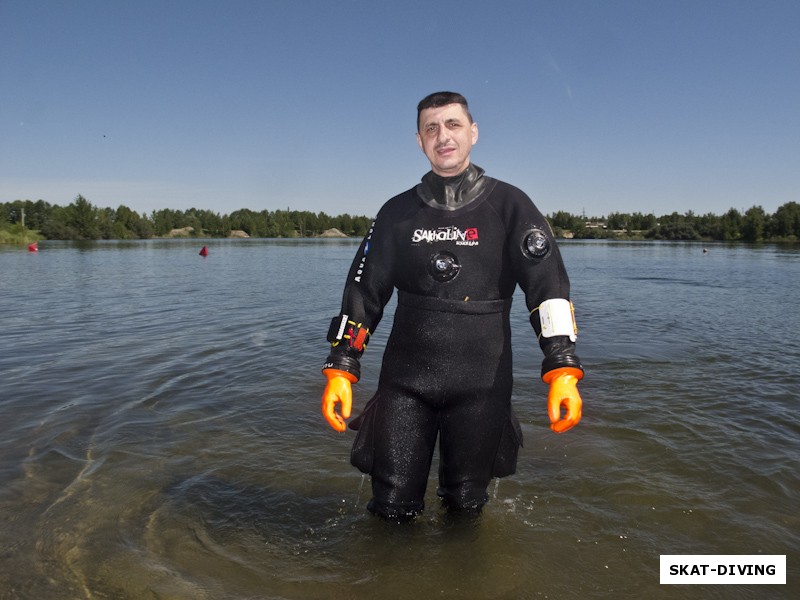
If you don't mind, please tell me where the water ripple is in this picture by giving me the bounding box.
[1,239,798,599]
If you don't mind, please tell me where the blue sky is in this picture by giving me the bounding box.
[2,0,798,219]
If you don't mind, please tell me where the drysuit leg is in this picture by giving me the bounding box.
[366,391,438,519]
[365,388,512,517]
[436,388,510,511]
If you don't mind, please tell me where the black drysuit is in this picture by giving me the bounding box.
[324,164,582,518]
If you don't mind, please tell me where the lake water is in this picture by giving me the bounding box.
[1,238,798,599]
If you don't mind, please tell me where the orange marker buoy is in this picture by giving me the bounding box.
[199,246,208,257]
[28,242,38,252]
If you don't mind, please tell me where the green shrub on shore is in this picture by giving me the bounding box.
[0,223,39,245]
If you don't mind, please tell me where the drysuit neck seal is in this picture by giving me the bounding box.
[417,163,489,211]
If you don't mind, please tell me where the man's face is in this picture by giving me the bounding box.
[416,103,478,177]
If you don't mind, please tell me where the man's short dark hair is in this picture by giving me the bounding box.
[417,91,473,130]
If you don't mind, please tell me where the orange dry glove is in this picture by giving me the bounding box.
[322,368,357,432]
[543,367,584,434]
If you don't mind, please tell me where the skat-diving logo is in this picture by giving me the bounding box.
[411,226,479,246]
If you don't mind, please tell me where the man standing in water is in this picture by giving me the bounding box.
[321,91,584,520]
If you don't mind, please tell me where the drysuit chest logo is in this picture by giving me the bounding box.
[411,226,479,246]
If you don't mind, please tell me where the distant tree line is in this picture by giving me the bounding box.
[549,202,800,242]
[2,196,799,243]
[1,196,372,240]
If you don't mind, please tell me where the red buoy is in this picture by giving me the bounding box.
[199,245,208,257]
[28,242,38,252]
